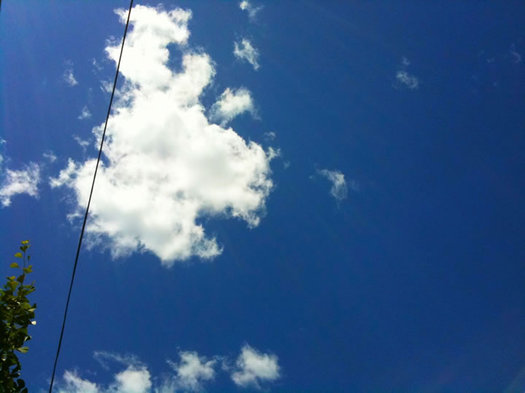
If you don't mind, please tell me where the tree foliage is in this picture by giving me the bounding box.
[0,241,36,393]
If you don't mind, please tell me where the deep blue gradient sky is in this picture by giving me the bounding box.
[1,1,524,392]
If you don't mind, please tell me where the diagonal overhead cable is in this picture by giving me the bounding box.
[48,1,134,391]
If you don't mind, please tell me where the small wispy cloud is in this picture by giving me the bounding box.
[100,80,113,93]
[395,56,419,90]
[239,0,263,20]
[510,44,522,64]
[93,351,143,371]
[317,168,348,202]
[92,57,104,71]
[234,38,260,70]
[78,106,92,120]
[63,62,79,87]
[0,162,41,207]
[264,131,276,141]
[396,70,419,89]
[43,151,58,163]
[72,135,90,150]
[210,87,255,125]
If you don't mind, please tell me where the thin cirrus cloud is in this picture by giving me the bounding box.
[55,345,280,392]
[50,5,275,266]
[234,38,260,70]
[0,159,41,207]
[317,168,348,202]
[209,87,255,125]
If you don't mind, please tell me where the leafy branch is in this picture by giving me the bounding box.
[0,241,36,393]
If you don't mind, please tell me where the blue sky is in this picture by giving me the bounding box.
[1,1,524,392]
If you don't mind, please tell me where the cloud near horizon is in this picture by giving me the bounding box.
[50,5,274,266]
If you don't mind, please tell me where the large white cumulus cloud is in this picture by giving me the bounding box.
[51,5,274,266]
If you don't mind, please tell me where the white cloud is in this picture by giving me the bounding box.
[78,106,92,120]
[165,351,216,391]
[234,38,260,70]
[92,58,104,71]
[51,5,274,266]
[263,131,276,141]
[72,135,90,151]
[100,80,113,93]
[43,151,58,163]
[396,70,419,89]
[58,345,278,393]
[318,168,347,202]
[239,1,262,20]
[0,162,40,207]
[59,352,151,393]
[395,56,419,90]
[93,351,142,371]
[114,367,152,393]
[57,367,151,393]
[510,44,522,64]
[63,65,79,87]
[231,345,280,389]
[210,87,254,125]
[58,371,99,393]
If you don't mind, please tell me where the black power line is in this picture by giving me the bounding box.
[48,1,134,391]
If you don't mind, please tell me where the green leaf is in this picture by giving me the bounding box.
[10,262,19,268]
[21,240,29,245]
[17,347,29,353]
[14,252,22,258]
